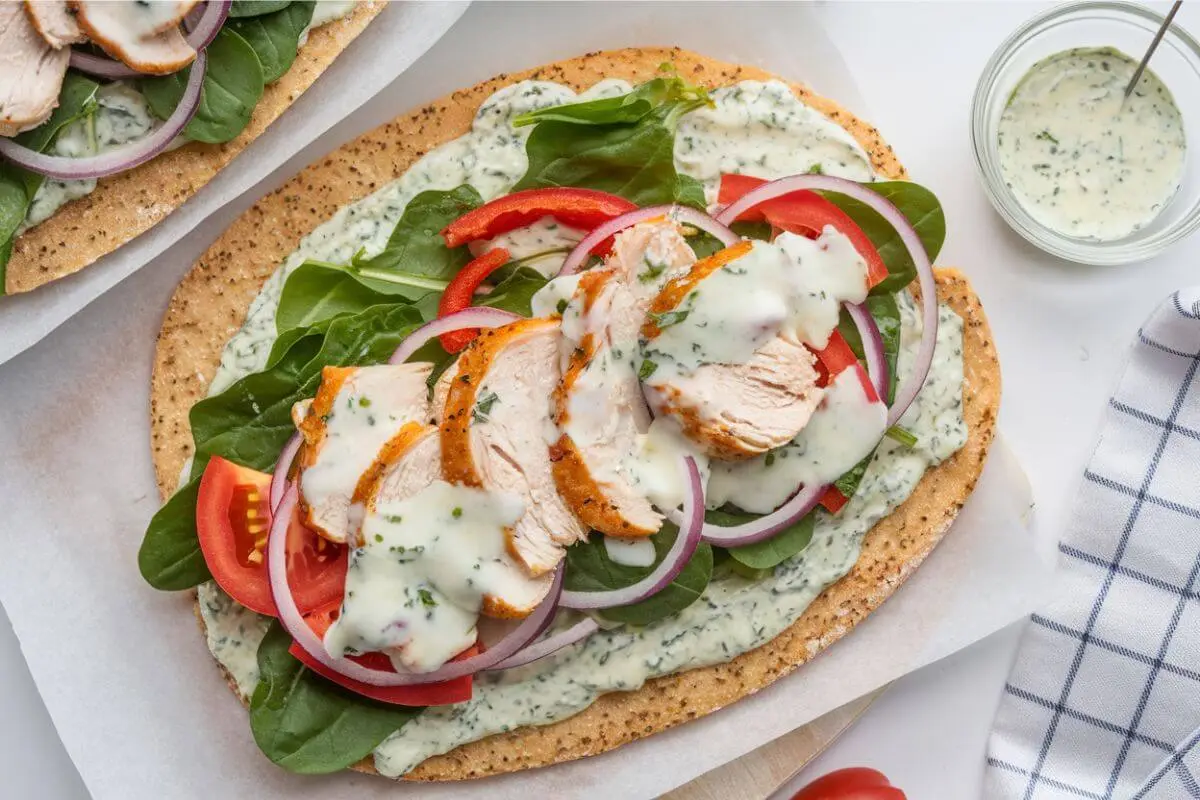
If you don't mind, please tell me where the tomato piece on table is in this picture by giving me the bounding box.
[790,767,905,800]
[718,173,890,289]
[288,601,474,706]
[196,456,346,617]
[441,187,637,249]
[437,247,511,353]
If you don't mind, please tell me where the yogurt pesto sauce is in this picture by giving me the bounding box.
[189,76,957,774]
[997,46,1186,241]
[18,0,357,235]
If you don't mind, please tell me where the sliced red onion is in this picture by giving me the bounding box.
[387,307,520,365]
[185,0,231,51]
[68,51,142,80]
[715,174,937,427]
[0,52,206,180]
[560,456,703,609]
[268,486,563,686]
[269,433,302,512]
[558,206,740,277]
[488,617,600,671]
[672,482,825,547]
[845,301,888,402]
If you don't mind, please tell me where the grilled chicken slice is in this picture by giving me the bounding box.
[0,1,69,136]
[73,0,196,75]
[356,423,554,619]
[549,221,698,536]
[24,1,84,48]
[294,363,433,545]
[640,241,826,461]
[440,318,587,576]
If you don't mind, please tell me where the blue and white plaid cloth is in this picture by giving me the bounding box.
[985,289,1200,800]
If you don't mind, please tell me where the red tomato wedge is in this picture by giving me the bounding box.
[437,247,511,353]
[790,767,905,800]
[441,187,637,249]
[288,602,474,706]
[807,332,880,513]
[197,457,346,617]
[718,174,889,289]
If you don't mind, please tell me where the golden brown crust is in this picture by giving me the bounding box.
[151,48,988,783]
[5,1,384,294]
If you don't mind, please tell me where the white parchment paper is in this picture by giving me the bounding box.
[0,0,469,368]
[0,3,1052,798]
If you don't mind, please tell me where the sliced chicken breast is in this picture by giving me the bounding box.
[640,241,826,461]
[0,1,69,136]
[24,1,84,48]
[440,318,587,576]
[358,423,553,619]
[73,0,196,75]
[294,362,433,545]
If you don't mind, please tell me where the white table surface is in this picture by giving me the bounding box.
[3,2,1198,798]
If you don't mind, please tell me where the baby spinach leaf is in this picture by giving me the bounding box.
[230,0,294,17]
[514,78,709,209]
[250,621,421,774]
[275,261,444,333]
[143,28,266,144]
[476,266,548,317]
[228,1,315,84]
[707,506,816,570]
[137,477,212,589]
[834,452,873,500]
[350,185,482,280]
[16,71,101,154]
[821,181,945,295]
[564,524,713,626]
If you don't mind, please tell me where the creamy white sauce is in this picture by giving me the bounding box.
[326,482,527,673]
[675,80,875,204]
[17,3,356,235]
[626,416,712,512]
[471,215,585,277]
[529,272,581,319]
[997,46,1187,241]
[603,536,657,568]
[297,364,430,544]
[776,228,869,348]
[707,368,888,513]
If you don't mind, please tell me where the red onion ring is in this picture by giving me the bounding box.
[185,0,230,51]
[68,1,229,79]
[845,301,888,402]
[0,52,206,180]
[557,206,739,277]
[715,174,937,427]
[68,51,141,80]
[269,433,302,513]
[268,485,565,686]
[488,617,600,671]
[560,456,703,609]
[687,482,826,547]
[388,308,520,365]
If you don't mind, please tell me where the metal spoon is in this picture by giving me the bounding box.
[1125,0,1183,97]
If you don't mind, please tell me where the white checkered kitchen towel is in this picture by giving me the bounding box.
[985,289,1200,800]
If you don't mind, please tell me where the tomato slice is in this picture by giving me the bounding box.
[437,247,511,353]
[790,767,905,800]
[718,174,889,289]
[196,457,346,617]
[288,601,474,706]
[441,187,637,249]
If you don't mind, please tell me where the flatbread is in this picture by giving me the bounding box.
[151,47,999,781]
[4,1,385,294]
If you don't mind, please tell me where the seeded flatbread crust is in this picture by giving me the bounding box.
[152,48,998,781]
[4,0,384,295]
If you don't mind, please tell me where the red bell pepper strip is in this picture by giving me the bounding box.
[287,602,475,706]
[808,330,880,513]
[441,187,637,249]
[718,174,890,289]
[437,247,511,353]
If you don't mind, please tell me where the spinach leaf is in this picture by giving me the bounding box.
[477,266,548,317]
[230,0,294,17]
[193,303,424,471]
[16,72,101,154]
[250,621,420,774]
[137,477,212,589]
[706,506,815,570]
[228,1,314,84]
[275,261,444,333]
[564,524,713,626]
[350,185,482,281]
[821,181,945,295]
[0,168,28,258]
[834,452,874,500]
[838,292,901,404]
[143,28,265,144]
[514,77,709,209]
